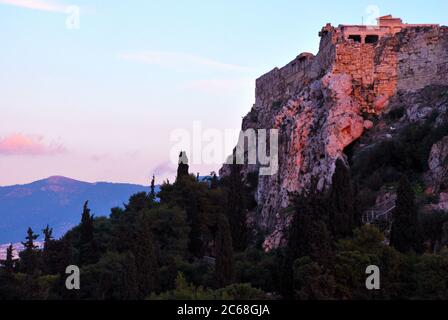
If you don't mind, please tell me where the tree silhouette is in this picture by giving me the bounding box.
[215,216,235,287]
[177,151,189,180]
[150,174,157,202]
[281,185,333,298]
[133,215,160,298]
[20,227,40,275]
[329,159,356,239]
[390,177,424,254]
[4,244,15,273]
[224,164,249,252]
[79,201,98,265]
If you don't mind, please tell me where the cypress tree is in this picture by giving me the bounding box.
[54,237,77,299]
[288,189,333,266]
[150,175,156,202]
[281,186,333,298]
[176,151,189,180]
[329,159,356,239]
[225,164,249,252]
[215,216,235,287]
[79,201,98,265]
[122,251,138,300]
[133,215,160,298]
[390,176,424,254]
[210,172,219,190]
[187,201,204,257]
[59,237,74,272]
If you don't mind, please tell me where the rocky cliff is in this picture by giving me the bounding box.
[221,19,448,250]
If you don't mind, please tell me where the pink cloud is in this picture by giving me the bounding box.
[0,133,66,156]
[90,153,110,162]
[153,161,176,177]
[0,0,66,12]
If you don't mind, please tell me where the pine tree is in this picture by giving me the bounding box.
[22,227,39,250]
[215,216,234,287]
[126,192,151,213]
[390,177,424,254]
[20,227,40,275]
[42,225,54,274]
[42,225,54,250]
[329,159,356,239]
[79,201,98,265]
[133,215,160,298]
[4,244,15,273]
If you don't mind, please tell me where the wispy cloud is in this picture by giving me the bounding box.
[183,78,254,94]
[152,161,176,177]
[90,153,110,162]
[118,51,255,73]
[0,133,66,156]
[0,0,67,13]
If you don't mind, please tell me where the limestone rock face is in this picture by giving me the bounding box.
[221,23,448,250]
[429,136,448,193]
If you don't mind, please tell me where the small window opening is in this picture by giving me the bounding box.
[348,35,362,43]
[365,35,379,44]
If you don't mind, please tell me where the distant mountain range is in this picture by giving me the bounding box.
[0,242,44,261]
[0,176,153,244]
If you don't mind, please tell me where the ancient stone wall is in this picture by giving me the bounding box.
[223,20,448,251]
[396,27,448,92]
[332,36,399,113]
[255,53,314,110]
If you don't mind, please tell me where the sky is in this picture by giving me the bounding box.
[1,0,447,186]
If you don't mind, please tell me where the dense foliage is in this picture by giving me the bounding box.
[1,150,448,300]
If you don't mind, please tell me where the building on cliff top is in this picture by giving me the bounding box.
[339,15,439,44]
[256,15,441,107]
[225,15,448,250]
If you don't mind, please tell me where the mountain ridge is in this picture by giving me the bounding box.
[0,176,154,243]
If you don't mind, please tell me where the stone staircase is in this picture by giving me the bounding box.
[362,198,396,224]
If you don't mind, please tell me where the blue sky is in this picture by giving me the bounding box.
[0,0,447,186]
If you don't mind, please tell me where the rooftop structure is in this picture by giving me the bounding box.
[339,15,439,44]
